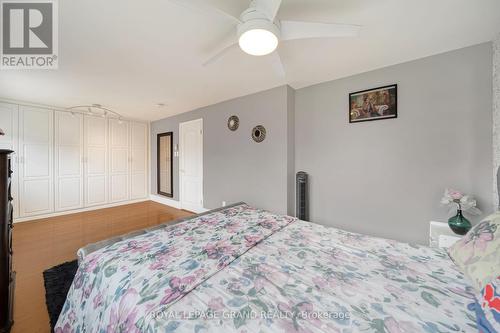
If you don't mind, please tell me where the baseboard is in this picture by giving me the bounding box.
[188,207,209,214]
[13,198,149,223]
[149,194,181,209]
[149,194,208,214]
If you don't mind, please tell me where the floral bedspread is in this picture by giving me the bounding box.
[56,204,477,333]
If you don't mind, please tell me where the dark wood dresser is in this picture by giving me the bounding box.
[0,150,14,333]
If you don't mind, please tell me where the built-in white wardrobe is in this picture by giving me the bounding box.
[85,115,108,207]
[55,111,84,212]
[0,103,19,218]
[109,119,130,203]
[19,106,54,217]
[0,102,149,221]
[129,122,148,200]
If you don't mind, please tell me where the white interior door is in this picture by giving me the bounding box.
[84,115,108,207]
[18,106,54,217]
[109,119,129,203]
[129,122,148,199]
[179,118,203,212]
[0,103,19,218]
[55,111,84,211]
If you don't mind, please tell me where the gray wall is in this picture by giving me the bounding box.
[151,43,493,244]
[286,86,296,214]
[493,34,500,206]
[295,43,493,244]
[151,86,294,215]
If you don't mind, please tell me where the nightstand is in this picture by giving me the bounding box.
[429,221,462,248]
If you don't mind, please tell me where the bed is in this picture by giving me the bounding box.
[55,203,478,332]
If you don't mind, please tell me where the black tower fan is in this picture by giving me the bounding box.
[296,172,308,221]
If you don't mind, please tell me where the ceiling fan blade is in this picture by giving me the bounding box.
[253,0,282,21]
[203,34,239,66]
[280,20,361,41]
[167,0,243,24]
[270,50,286,79]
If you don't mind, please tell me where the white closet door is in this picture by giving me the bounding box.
[18,106,54,217]
[129,122,148,199]
[84,115,108,207]
[0,103,19,218]
[179,118,203,212]
[55,112,84,211]
[109,119,129,203]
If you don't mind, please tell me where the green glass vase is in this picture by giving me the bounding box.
[448,210,471,235]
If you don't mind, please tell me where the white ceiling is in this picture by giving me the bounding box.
[1,0,499,121]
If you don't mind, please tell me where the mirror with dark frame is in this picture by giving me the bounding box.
[157,132,173,197]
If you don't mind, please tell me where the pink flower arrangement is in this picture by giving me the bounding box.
[440,189,482,215]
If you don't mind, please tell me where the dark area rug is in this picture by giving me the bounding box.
[43,260,78,332]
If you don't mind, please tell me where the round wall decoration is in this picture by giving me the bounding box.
[252,125,266,143]
[227,115,239,131]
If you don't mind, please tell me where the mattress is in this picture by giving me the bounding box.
[76,202,245,264]
[56,203,477,332]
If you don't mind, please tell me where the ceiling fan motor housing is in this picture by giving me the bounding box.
[237,8,281,41]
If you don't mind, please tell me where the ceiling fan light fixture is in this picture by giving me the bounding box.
[237,16,280,56]
[239,28,278,56]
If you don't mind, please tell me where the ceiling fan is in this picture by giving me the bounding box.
[168,0,361,77]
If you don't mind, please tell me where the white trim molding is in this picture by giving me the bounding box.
[149,194,209,214]
[149,194,208,213]
[15,195,209,223]
[150,194,181,209]
[0,98,150,123]
[14,198,149,223]
[190,207,209,214]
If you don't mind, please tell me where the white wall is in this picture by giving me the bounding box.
[295,43,493,244]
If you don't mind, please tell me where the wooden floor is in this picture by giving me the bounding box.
[11,201,192,333]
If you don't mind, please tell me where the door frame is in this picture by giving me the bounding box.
[179,118,203,212]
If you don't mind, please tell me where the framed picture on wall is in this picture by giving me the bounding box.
[349,84,397,123]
